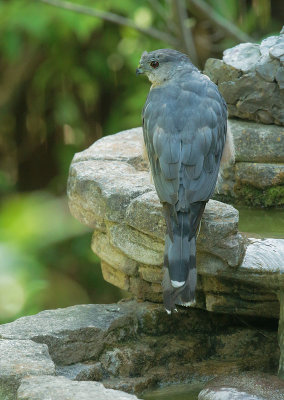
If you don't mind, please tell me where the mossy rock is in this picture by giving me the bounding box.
[214,184,284,208]
[234,184,284,208]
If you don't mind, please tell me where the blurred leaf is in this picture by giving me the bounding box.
[0,243,46,322]
[0,193,89,251]
[208,0,239,21]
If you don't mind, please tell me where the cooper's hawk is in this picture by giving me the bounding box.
[137,49,234,314]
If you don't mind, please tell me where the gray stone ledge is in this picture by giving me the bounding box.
[72,127,146,170]
[0,339,55,400]
[235,162,284,189]
[17,376,140,400]
[229,119,284,163]
[0,303,138,365]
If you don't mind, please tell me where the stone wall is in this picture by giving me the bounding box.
[204,30,284,125]
[67,126,284,319]
[204,29,284,207]
[67,124,284,385]
[215,119,284,206]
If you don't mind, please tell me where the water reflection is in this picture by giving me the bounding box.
[142,383,204,400]
[237,205,284,239]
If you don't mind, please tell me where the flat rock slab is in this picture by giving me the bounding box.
[198,238,284,319]
[200,238,284,289]
[198,373,284,400]
[68,159,152,228]
[72,127,145,168]
[229,119,284,164]
[216,119,284,198]
[235,162,284,189]
[204,31,284,125]
[0,303,139,365]
[0,339,55,400]
[17,376,140,400]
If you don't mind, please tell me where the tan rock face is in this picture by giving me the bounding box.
[68,127,284,320]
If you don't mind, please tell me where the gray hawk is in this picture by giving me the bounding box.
[136,49,233,314]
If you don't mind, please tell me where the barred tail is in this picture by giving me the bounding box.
[162,202,206,314]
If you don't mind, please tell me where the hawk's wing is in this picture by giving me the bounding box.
[142,71,227,210]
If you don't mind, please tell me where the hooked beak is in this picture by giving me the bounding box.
[136,66,144,76]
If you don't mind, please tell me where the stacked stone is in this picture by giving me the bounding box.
[67,33,284,380]
[204,30,284,205]
[67,127,284,319]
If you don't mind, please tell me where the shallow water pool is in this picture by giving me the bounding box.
[237,205,284,238]
[142,383,204,400]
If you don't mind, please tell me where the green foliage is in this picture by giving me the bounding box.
[0,0,166,196]
[0,192,122,323]
[265,186,284,207]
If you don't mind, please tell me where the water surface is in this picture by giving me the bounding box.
[237,206,284,238]
[142,383,204,400]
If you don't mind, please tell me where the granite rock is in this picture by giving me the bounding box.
[229,119,284,164]
[108,223,164,266]
[235,162,284,189]
[68,159,152,228]
[197,237,284,319]
[0,301,279,396]
[56,362,103,381]
[0,339,55,400]
[71,127,146,169]
[204,31,284,125]
[215,119,284,200]
[223,43,261,72]
[101,261,130,291]
[198,373,284,400]
[0,303,138,365]
[17,375,140,400]
[92,231,138,276]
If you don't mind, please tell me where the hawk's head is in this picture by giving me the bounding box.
[136,49,190,85]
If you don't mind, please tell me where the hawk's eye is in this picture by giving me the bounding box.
[150,61,159,69]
